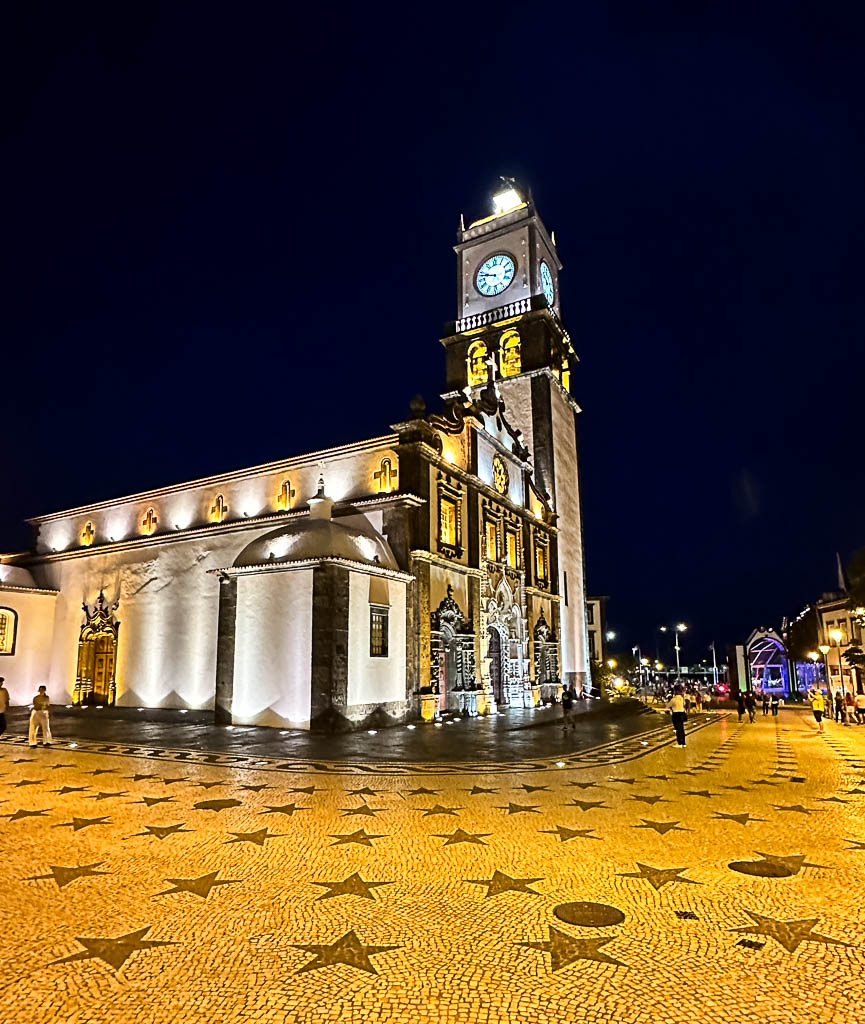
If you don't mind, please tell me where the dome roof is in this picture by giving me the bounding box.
[233,517,399,571]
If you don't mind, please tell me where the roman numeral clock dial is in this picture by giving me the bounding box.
[475,253,515,296]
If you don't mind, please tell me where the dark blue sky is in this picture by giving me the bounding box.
[6,2,864,663]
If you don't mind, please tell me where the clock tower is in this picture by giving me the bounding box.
[441,182,592,694]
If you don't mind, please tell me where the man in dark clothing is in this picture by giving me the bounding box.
[561,682,578,732]
[744,692,757,723]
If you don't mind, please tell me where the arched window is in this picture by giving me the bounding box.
[0,608,18,655]
[499,330,521,377]
[466,340,488,387]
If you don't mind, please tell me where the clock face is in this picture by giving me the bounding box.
[540,261,555,306]
[476,254,515,296]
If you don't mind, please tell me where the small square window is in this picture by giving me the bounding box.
[370,605,389,658]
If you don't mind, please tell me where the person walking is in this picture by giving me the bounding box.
[770,693,780,717]
[28,685,53,747]
[810,688,826,734]
[744,691,757,723]
[844,690,855,726]
[667,684,688,747]
[560,681,578,733]
[834,690,846,724]
[0,677,10,737]
[855,691,865,725]
[736,692,746,722]
[761,691,770,716]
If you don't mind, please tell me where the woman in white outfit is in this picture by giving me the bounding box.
[28,685,53,747]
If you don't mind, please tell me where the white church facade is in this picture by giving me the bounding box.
[0,184,592,730]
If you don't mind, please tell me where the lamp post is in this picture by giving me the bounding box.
[830,628,845,698]
[818,644,830,694]
[660,623,688,680]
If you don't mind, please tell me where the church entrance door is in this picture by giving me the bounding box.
[488,627,505,705]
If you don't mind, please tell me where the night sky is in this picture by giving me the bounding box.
[6,3,864,665]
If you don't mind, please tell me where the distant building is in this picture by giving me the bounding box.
[815,590,863,697]
[585,596,608,665]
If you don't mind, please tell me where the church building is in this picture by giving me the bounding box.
[0,183,592,730]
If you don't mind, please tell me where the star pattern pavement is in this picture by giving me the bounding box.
[465,870,543,897]
[51,926,176,972]
[518,926,625,971]
[292,929,401,975]
[154,871,238,899]
[730,911,851,953]
[619,863,700,890]
[312,872,393,901]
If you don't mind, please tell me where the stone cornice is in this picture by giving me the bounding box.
[26,434,400,525]
[21,493,426,566]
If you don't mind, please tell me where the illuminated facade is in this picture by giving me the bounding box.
[0,184,591,728]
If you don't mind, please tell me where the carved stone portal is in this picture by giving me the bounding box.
[430,585,477,714]
[74,590,120,706]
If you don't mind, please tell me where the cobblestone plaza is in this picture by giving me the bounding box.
[1,707,863,1023]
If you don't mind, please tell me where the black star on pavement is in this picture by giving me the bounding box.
[328,829,386,847]
[713,812,766,826]
[731,911,851,953]
[312,872,393,901]
[292,929,401,975]
[193,798,242,812]
[405,786,439,796]
[53,816,111,832]
[51,926,176,972]
[416,804,461,817]
[86,791,128,801]
[52,786,89,795]
[25,862,111,889]
[564,799,606,812]
[633,819,692,835]
[134,796,176,808]
[539,825,601,842]
[347,787,386,799]
[772,804,815,814]
[684,790,716,799]
[4,808,51,821]
[14,778,44,788]
[464,786,497,795]
[261,803,308,817]
[844,838,865,851]
[618,863,700,890]
[518,925,625,971]
[237,784,271,792]
[154,871,238,899]
[193,780,224,790]
[130,823,193,840]
[466,870,542,897]
[497,802,540,815]
[340,804,387,817]
[433,828,490,846]
[225,828,284,847]
[515,783,549,793]
[630,795,666,805]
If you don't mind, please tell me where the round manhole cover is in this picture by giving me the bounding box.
[553,901,625,927]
